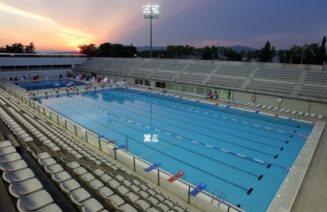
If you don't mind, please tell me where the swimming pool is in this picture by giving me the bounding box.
[15,79,88,90]
[38,88,313,211]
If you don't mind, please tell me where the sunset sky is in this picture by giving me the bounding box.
[0,0,326,51]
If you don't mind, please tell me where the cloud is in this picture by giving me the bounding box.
[0,1,94,46]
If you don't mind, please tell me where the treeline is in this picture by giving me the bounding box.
[0,42,35,54]
[80,36,326,65]
[78,43,137,57]
[138,36,327,65]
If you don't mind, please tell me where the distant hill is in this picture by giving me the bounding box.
[228,45,256,52]
[137,45,256,52]
[136,46,166,52]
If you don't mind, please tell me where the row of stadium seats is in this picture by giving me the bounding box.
[77,58,327,102]
[0,89,190,212]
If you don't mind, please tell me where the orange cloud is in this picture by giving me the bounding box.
[0,1,94,49]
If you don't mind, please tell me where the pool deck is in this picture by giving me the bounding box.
[268,121,325,212]
[291,123,327,212]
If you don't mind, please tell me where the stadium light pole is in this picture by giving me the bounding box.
[143,4,159,58]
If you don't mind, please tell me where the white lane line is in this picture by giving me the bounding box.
[254,158,264,163]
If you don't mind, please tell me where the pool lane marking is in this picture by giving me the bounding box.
[104,91,297,136]
[72,97,290,172]
[63,99,260,187]
[74,97,283,155]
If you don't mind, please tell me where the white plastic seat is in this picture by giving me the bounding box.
[99,186,114,198]
[0,141,12,148]
[0,146,16,155]
[0,152,22,163]
[135,199,150,210]
[35,203,62,212]
[67,161,80,169]
[117,185,129,195]
[38,157,56,166]
[81,198,104,212]
[108,179,120,188]
[70,188,91,205]
[81,173,95,182]
[2,168,35,183]
[45,164,64,174]
[100,174,112,182]
[74,167,88,175]
[17,190,54,212]
[0,159,27,171]
[157,203,170,211]
[125,192,139,202]
[146,207,160,212]
[109,195,125,207]
[93,169,105,177]
[9,178,43,198]
[90,179,104,190]
[60,179,81,193]
[115,175,124,182]
[51,171,72,183]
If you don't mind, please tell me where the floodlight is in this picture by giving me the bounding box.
[143,4,160,58]
[143,4,160,19]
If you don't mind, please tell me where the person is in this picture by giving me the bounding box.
[207,91,213,98]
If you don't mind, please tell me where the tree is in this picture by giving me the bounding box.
[319,36,326,64]
[0,42,36,53]
[78,43,97,57]
[5,43,25,53]
[25,42,35,53]
[259,41,275,62]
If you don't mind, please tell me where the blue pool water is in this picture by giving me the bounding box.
[39,88,313,211]
[16,80,88,90]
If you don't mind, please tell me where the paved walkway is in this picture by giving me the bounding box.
[292,125,327,212]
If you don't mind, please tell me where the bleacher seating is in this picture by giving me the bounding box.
[175,73,207,84]
[206,76,245,90]
[304,71,327,85]
[150,71,179,81]
[183,64,216,74]
[298,85,327,99]
[215,64,254,78]
[246,80,295,95]
[254,67,301,82]
[76,58,327,102]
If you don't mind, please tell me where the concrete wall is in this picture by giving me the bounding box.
[74,72,327,117]
[0,69,70,80]
[0,57,87,67]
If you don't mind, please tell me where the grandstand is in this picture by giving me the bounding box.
[76,58,327,116]
[0,55,327,212]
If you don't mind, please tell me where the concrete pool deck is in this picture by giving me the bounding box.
[291,123,327,212]
[268,121,325,212]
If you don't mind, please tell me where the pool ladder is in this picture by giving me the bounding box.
[211,188,226,207]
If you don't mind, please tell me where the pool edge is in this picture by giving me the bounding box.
[267,121,325,212]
